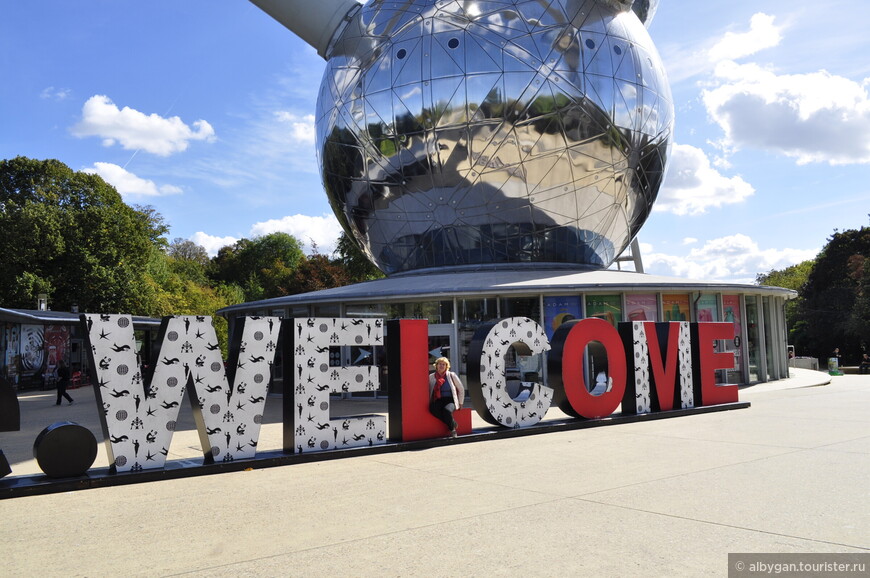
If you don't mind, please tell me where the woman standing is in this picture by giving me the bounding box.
[428,357,464,438]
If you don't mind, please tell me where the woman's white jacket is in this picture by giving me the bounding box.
[428,371,465,408]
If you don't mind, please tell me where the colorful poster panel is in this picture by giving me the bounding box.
[662,294,690,322]
[722,295,743,377]
[44,325,69,376]
[19,325,44,375]
[584,295,622,326]
[4,325,20,369]
[543,296,582,339]
[625,294,657,323]
[696,294,719,322]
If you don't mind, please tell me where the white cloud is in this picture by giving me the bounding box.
[190,232,239,257]
[658,12,782,84]
[682,237,698,245]
[190,213,343,257]
[708,13,782,62]
[274,112,316,145]
[698,11,870,166]
[654,143,754,215]
[71,95,216,156]
[643,234,817,283]
[703,63,870,165]
[40,86,71,101]
[249,213,343,255]
[82,162,182,198]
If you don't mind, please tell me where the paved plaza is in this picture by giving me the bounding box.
[1,368,868,576]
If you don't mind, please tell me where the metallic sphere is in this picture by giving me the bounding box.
[316,0,673,274]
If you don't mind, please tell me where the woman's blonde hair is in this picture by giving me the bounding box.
[434,356,451,370]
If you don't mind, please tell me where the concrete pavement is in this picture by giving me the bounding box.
[1,368,868,576]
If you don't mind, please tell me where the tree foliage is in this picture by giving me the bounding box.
[847,254,870,350]
[167,237,210,286]
[286,253,351,294]
[761,221,870,363]
[0,157,166,313]
[756,260,813,292]
[169,237,209,265]
[797,224,869,363]
[209,232,305,302]
[0,156,389,354]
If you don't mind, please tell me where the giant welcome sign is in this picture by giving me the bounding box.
[74,313,738,475]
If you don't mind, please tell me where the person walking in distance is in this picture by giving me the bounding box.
[55,359,73,405]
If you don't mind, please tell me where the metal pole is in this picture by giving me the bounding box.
[249,0,360,58]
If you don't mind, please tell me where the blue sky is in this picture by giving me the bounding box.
[2,0,868,283]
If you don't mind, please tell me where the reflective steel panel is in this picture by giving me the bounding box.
[317,0,673,274]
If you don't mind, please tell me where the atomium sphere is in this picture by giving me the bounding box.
[316,0,673,274]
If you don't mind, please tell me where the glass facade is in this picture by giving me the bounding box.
[500,297,540,322]
[762,296,775,382]
[386,301,452,324]
[222,283,792,390]
[745,297,761,383]
[456,298,498,376]
[722,295,744,384]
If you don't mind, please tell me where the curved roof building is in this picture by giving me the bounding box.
[219,267,795,387]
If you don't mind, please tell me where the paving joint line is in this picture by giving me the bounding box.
[568,496,870,552]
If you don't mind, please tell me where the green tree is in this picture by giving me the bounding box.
[285,253,351,294]
[209,232,305,301]
[139,238,238,355]
[0,157,167,313]
[169,237,209,264]
[845,251,870,354]
[756,260,814,292]
[134,204,170,249]
[798,222,870,363]
[167,237,210,286]
[209,239,251,298]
